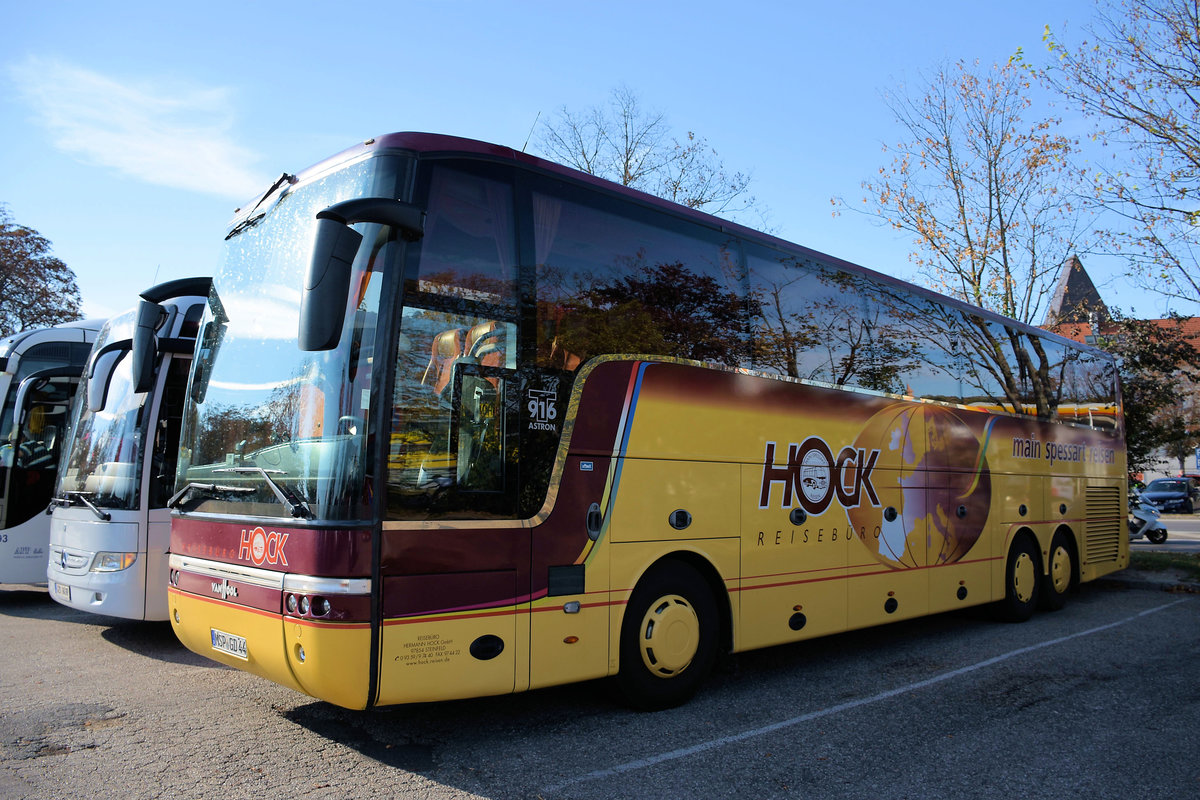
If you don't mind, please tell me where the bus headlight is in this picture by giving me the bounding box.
[91,552,137,572]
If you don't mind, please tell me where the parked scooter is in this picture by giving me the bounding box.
[1129,493,1169,543]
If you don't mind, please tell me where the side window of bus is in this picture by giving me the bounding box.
[389,162,525,519]
[957,313,1007,413]
[862,282,962,402]
[149,356,191,508]
[407,164,518,309]
[746,248,873,386]
[1067,349,1119,429]
[1020,335,1067,420]
[387,308,520,518]
[532,189,748,369]
[957,316,1062,421]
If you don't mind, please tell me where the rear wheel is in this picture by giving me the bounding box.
[614,561,717,711]
[1039,531,1074,611]
[997,535,1040,622]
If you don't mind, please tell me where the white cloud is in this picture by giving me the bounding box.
[9,57,268,201]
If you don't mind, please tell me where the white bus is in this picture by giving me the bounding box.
[47,279,208,619]
[0,319,101,584]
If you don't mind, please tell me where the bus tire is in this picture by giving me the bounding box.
[1039,530,1074,612]
[996,534,1040,623]
[614,560,717,711]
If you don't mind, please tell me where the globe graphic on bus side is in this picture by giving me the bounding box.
[846,404,991,569]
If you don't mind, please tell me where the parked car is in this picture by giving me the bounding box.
[1139,477,1195,514]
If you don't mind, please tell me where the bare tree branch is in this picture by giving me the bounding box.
[844,60,1087,325]
[534,86,765,222]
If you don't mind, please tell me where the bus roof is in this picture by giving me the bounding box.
[253,131,1112,361]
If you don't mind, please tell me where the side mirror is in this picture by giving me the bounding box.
[299,197,425,352]
[299,219,363,351]
[87,346,128,413]
[131,299,163,394]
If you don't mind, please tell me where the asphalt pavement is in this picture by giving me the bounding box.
[1,565,1198,800]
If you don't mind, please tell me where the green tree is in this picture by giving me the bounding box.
[1092,312,1200,474]
[0,204,83,337]
[1043,0,1200,307]
[535,86,764,222]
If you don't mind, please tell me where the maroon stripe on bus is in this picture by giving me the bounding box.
[172,517,372,576]
[174,568,280,614]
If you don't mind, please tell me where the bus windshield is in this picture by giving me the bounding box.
[175,152,410,521]
[57,312,147,510]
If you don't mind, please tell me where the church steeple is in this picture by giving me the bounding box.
[1044,256,1109,326]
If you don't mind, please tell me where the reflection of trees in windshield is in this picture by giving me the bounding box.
[548,256,752,368]
[959,315,1062,419]
[747,250,1112,423]
[750,257,923,392]
[191,363,324,467]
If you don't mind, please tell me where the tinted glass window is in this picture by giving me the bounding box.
[1065,348,1119,428]
[408,165,518,310]
[533,187,746,369]
[859,281,962,401]
[388,164,564,521]
[747,246,874,386]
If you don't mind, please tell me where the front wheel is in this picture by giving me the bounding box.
[1146,528,1168,544]
[996,535,1040,623]
[614,561,718,711]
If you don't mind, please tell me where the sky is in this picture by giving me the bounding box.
[1,0,1185,324]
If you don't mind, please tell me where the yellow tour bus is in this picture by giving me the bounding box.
[166,133,1127,711]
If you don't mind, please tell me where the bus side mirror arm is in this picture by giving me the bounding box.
[299,197,425,352]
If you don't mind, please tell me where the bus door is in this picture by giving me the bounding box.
[378,355,528,705]
[523,366,609,692]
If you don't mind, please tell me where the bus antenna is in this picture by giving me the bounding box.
[521,111,541,153]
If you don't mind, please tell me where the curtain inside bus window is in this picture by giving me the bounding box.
[533,189,748,369]
[411,166,517,309]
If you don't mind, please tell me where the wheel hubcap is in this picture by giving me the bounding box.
[1013,552,1036,603]
[1050,546,1071,594]
[638,594,700,677]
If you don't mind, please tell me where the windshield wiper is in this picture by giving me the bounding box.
[213,466,313,519]
[226,172,296,240]
[49,491,112,522]
[167,481,256,510]
[224,212,266,240]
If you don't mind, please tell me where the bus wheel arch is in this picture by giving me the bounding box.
[614,555,723,711]
[1039,526,1078,612]
[996,529,1042,623]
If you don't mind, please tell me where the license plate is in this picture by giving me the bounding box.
[210,628,248,660]
[53,582,70,601]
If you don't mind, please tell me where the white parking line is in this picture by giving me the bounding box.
[543,598,1190,795]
